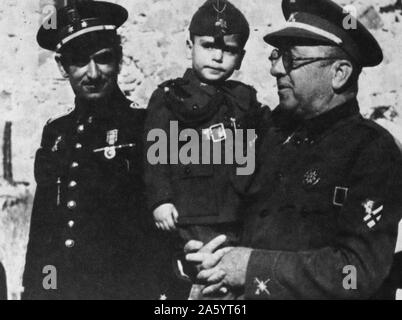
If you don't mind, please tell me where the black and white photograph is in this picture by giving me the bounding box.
[0,0,401,302]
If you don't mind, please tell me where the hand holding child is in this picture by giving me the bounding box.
[153,203,179,231]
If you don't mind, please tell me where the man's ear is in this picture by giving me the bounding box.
[235,49,246,70]
[186,37,194,60]
[55,54,69,78]
[331,60,353,91]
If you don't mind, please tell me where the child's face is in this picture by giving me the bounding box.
[188,34,245,83]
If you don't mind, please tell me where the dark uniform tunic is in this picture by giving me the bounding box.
[144,68,260,229]
[242,99,402,299]
[144,68,262,299]
[23,89,161,300]
[0,263,6,300]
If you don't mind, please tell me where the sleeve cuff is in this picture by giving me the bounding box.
[245,249,283,300]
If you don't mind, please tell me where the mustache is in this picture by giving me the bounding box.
[277,79,294,90]
[81,79,105,86]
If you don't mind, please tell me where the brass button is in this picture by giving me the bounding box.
[65,239,75,248]
[68,220,75,228]
[67,201,77,210]
[192,105,199,111]
[75,143,83,149]
[71,162,79,169]
[77,125,85,133]
[68,181,77,189]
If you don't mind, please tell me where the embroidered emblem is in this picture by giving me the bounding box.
[362,199,384,229]
[303,169,321,186]
[51,136,63,152]
[254,278,271,296]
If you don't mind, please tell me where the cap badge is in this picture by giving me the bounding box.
[288,12,297,23]
[66,1,82,29]
[213,0,228,34]
[215,18,228,30]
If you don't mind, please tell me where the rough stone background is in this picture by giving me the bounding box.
[0,0,401,299]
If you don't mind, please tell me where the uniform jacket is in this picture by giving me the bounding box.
[241,99,402,299]
[0,263,6,300]
[23,89,163,300]
[144,68,261,225]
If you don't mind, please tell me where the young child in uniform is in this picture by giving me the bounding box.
[144,0,263,298]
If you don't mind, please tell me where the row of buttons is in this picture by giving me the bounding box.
[64,122,86,249]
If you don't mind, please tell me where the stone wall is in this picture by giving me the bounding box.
[0,0,401,299]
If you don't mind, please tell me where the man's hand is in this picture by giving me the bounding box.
[195,247,252,296]
[153,203,179,231]
[185,235,232,271]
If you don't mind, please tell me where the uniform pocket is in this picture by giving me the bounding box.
[171,164,218,220]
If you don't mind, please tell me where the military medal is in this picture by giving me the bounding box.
[93,129,135,159]
[303,168,321,186]
[104,129,118,159]
[104,147,116,160]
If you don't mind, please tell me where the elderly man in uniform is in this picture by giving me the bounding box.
[23,1,162,300]
[186,0,402,299]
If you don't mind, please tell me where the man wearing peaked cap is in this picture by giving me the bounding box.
[264,0,383,67]
[23,0,166,300]
[186,0,402,300]
[37,0,128,52]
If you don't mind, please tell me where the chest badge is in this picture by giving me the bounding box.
[51,136,63,152]
[303,169,321,186]
[203,123,227,143]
